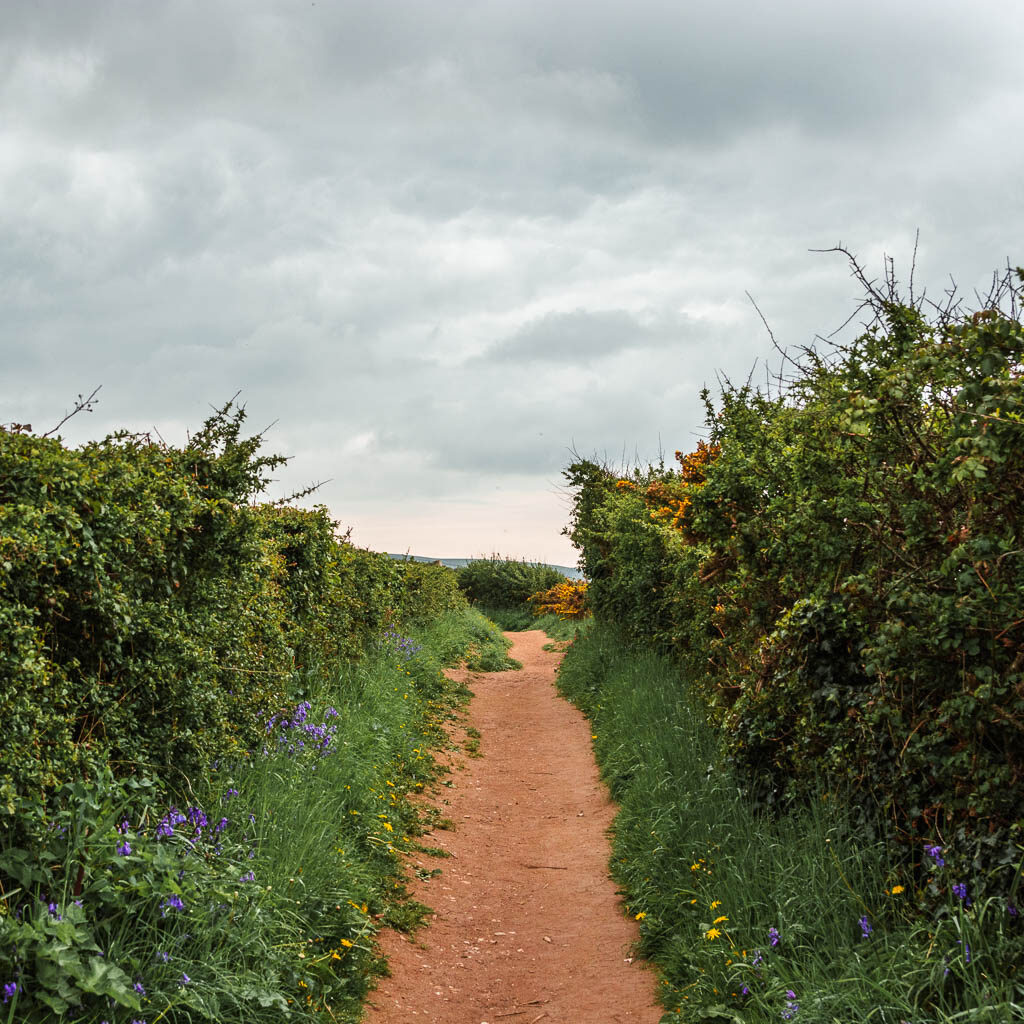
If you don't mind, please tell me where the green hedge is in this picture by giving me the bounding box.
[566,266,1024,891]
[454,555,564,609]
[0,403,439,841]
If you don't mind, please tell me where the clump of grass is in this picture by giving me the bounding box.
[556,626,1024,1023]
[412,608,521,671]
[463,726,482,758]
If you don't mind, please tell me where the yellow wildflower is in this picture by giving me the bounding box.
[705,927,722,940]
[710,900,722,910]
[635,911,646,920]
[713,916,728,925]
[891,885,905,895]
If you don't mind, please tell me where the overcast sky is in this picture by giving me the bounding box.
[2,1,1022,564]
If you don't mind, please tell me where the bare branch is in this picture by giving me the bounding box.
[43,385,102,438]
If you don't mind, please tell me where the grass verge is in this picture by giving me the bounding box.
[475,604,591,643]
[0,612,483,1023]
[556,625,1024,1024]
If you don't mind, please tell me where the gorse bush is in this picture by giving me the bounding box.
[527,579,588,620]
[566,261,1024,893]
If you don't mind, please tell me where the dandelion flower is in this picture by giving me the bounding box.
[705,927,722,940]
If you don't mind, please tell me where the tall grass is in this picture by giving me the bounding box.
[476,604,590,642]
[556,626,1024,1023]
[0,609,509,1024]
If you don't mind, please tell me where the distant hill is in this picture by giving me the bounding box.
[387,554,584,580]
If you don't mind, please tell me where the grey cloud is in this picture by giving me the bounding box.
[2,0,1023,562]
[480,309,691,364]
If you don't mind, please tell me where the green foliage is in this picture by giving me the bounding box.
[0,402,294,823]
[390,560,468,626]
[565,264,1024,893]
[0,629,473,1023]
[557,626,1024,1023]
[454,555,564,610]
[412,608,521,671]
[479,603,589,642]
[0,401,492,1021]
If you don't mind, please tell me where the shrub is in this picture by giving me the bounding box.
[454,555,564,609]
[391,559,467,625]
[527,579,589,619]
[565,262,1024,893]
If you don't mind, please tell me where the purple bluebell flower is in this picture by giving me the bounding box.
[3,981,18,1004]
[1009,903,1019,918]
[239,870,256,883]
[781,989,800,1020]
[156,807,187,838]
[751,949,763,967]
[160,895,185,916]
[952,882,971,906]
[224,787,239,801]
[156,951,169,963]
[925,844,945,868]
[47,902,62,920]
[117,840,132,856]
[133,981,145,995]
[859,915,873,938]
[179,973,190,987]
[215,817,229,834]
[768,926,780,947]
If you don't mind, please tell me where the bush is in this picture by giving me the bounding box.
[0,402,441,873]
[391,560,467,625]
[527,579,589,619]
[565,262,1024,893]
[454,555,565,609]
[0,395,491,1021]
[0,404,295,824]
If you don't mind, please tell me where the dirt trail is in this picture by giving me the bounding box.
[366,630,663,1024]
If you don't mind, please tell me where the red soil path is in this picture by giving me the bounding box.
[366,629,663,1024]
